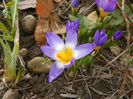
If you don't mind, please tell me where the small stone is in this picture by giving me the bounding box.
[19,48,28,58]
[23,73,32,80]
[2,89,21,99]
[21,15,36,34]
[27,57,52,73]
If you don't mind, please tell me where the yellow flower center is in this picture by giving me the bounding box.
[95,46,101,51]
[99,8,109,19]
[56,47,73,64]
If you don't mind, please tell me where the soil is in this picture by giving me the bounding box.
[0,0,133,99]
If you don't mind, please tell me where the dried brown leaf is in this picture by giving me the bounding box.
[35,15,65,46]
[36,0,54,18]
[35,18,47,47]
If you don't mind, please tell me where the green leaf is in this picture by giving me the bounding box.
[11,0,18,30]
[69,15,78,21]
[78,15,90,43]
[0,34,14,41]
[0,38,16,81]
[79,15,89,34]
[125,4,133,22]
[0,21,9,34]
[110,9,124,26]
[71,55,93,71]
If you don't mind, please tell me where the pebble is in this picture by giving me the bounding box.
[21,15,36,34]
[19,48,28,58]
[2,89,21,99]
[27,57,52,73]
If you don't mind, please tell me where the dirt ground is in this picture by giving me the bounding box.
[0,0,133,99]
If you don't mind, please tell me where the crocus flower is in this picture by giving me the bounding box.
[113,31,122,40]
[94,29,108,46]
[41,31,95,83]
[72,0,79,8]
[96,0,117,18]
[66,19,80,33]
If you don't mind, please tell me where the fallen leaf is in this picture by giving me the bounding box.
[49,14,66,34]
[35,0,65,47]
[36,0,54,18]
[110,46,122,56]
[87,11,98,24]
[18,0,36,10]
[35,15,66,46]
[35,18,47,47]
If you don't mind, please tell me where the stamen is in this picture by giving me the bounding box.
[99,8,109,19]
[56,48,73,64]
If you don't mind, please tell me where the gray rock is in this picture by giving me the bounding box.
[2,89,21,99]
[21,15,36,34]
[27,57,52,73]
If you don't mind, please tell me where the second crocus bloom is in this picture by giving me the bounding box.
[96,0,117,18]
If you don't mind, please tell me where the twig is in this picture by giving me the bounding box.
[117,69,128,99]
[55,0,66,10]
[79,67,92,99]
[98,43,133,75]
[79,2,96,15]
[117,1,131,45]
[89,86,110,96]
[70,71,78,89]
[16,86,33,91]
[2,0,6,9]
[60,2,71,15]
[121,0,125,10]
[127,0,133,14]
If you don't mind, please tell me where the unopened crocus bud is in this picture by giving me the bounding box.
[66,19,80,33]
[72,0,79,8]
[94,29,108,46]
[113,31,122,40]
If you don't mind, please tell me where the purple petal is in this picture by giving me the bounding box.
[46,32,64,51]
[96,0,100,6]
[94,30,100,45]
[65,30,77,49]
[94,29,108,46]
[40,46,57,60]
[104,0,117,12]
[98,0,108,10]
[48,61,65,83]
[100,29,106,37]
[98,33,108,46]
[96,0,116,12]
[65,58,75,68]
[74,43,96,59]
[72,0,79,8]
[66,20,71,33]
[66,19,80,33]
[113,31,122,40]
